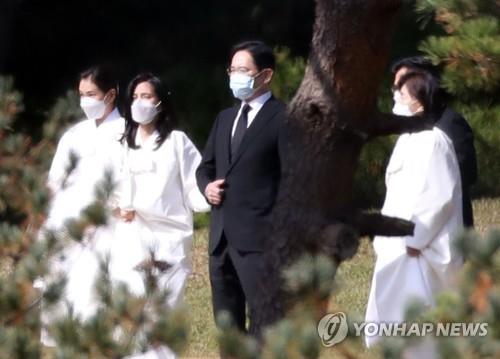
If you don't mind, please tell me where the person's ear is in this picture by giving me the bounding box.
[262,68,274,84]
[106,89,117,104]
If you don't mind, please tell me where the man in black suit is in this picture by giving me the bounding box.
[392,56,478,227]
[196,40,288,335]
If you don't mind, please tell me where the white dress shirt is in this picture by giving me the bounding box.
[231,91,272,137]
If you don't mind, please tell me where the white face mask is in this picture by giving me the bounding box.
[131,99,161,125]
[80,96,107,120]
[229,72,261,100]
[392,90,413,117]
[392,102,413,117]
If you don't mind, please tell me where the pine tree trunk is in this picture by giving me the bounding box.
[255,0,428,332]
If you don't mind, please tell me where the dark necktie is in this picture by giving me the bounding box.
[231,104,251,160]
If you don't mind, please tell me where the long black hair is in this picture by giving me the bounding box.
[120,73,177,150]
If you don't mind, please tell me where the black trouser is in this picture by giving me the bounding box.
[462,187,474,228]
[209,232,263,335]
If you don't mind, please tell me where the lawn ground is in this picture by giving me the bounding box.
[182,198,500,358]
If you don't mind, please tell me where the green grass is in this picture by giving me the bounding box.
[184,227,219,357]
[30,198,500,357]
[181,198,500,358]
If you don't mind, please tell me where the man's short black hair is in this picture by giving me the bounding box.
[391,55,440,78]
[230,40,275,71]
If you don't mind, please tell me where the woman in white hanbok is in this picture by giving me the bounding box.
[365,71,463,358]
[41,65,124,345]
[110,73,209,358]
[46,65,124,230]
[111,72,210,303]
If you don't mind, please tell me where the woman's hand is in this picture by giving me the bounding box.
[117,208,135,222]
[406,246,421,257]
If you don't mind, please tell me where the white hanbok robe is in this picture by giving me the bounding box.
[46,108,124,228]
[365,127,463,355]
[107,129,210,303]
[106,130,210,359]
[41,109,125,344]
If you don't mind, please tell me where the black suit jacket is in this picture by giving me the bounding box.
[435,107,477,227]
[196,96,288,253]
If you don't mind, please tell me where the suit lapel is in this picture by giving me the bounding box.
[226,97,281,174]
